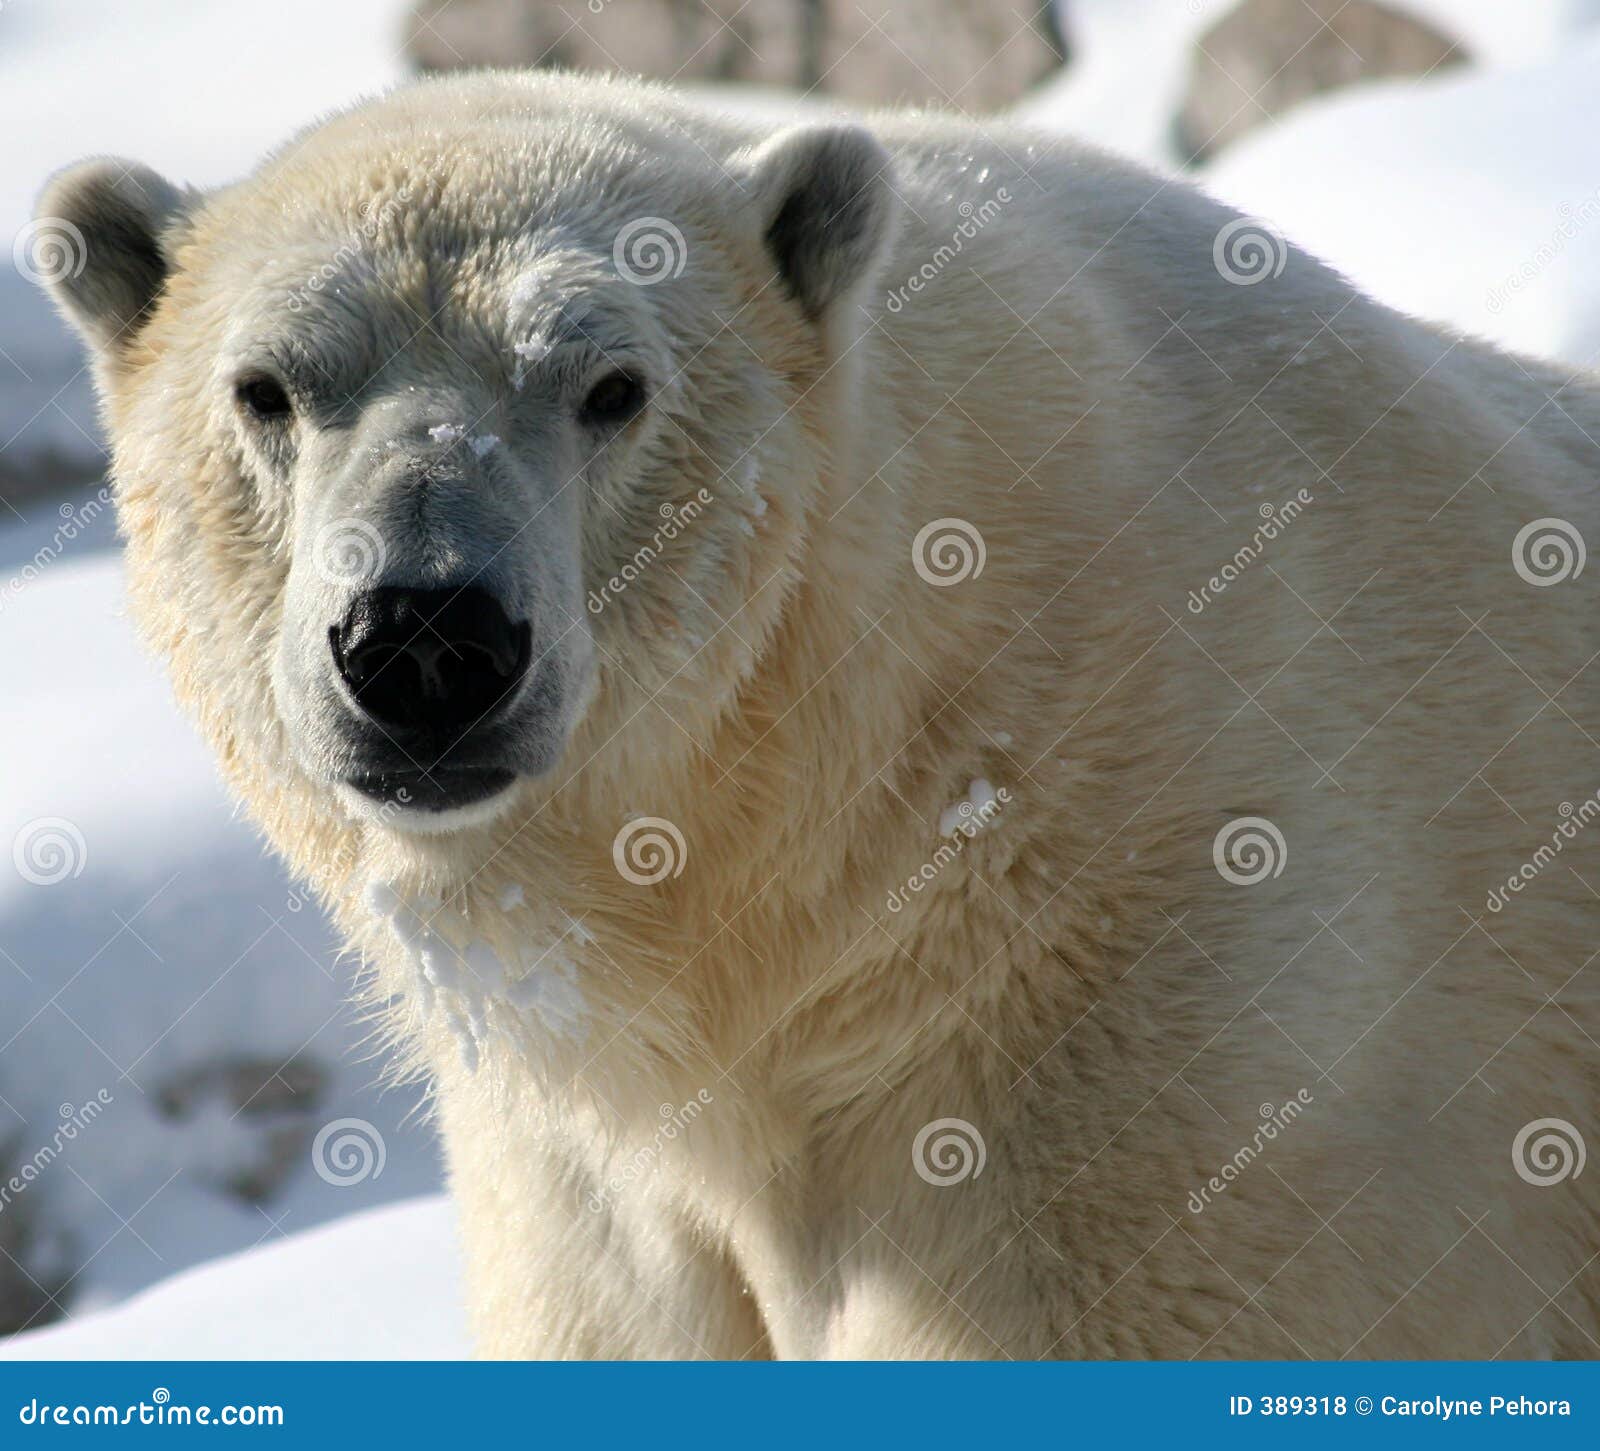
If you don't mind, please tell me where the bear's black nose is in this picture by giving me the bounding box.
[330,586,532,741]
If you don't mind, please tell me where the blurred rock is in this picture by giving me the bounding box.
[0,1147,62,1335]
[0,452,106,518]
[1177,0,1467,164]
[156,1055,328,1204]
[406,0,1067,111]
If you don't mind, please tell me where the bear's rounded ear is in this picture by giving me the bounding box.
[32,158,192,359]
[736,123,900,326]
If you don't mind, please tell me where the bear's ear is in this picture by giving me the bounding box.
[33,158,191,359]
[738,123,900,324]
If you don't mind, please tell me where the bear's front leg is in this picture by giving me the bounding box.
[733,1087,1085,1359]
[438,1084,770,1359]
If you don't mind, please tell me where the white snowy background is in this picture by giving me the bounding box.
[3,0,1599,1358]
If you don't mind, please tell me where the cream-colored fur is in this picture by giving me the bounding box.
[41,71,1599,1358]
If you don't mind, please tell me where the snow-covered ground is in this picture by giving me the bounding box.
[6,0,1600,1359]
[0,1196,464,1359]
[1028,0,1600,366]
[1030,0,1600,173]
[1203,36,1600,367]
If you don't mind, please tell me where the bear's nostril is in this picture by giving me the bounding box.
[330,586,532,740]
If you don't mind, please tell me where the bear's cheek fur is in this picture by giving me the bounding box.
[96,326,324,838]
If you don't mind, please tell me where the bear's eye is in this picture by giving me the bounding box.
[235,373,294,423]
[581,371,645,427]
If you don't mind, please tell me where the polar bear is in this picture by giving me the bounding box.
[39,70,1599,1358]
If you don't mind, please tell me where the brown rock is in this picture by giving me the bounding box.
[1177,0,1468,164]
[0,1147,62,1335]
[406,0,1067,111]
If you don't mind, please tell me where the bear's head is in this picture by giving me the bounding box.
[37,75,900,883]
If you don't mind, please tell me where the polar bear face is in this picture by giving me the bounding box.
[38,77,898,841]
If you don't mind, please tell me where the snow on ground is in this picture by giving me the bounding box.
[1022,1,1600,369]
[0,1196,464,1360]
[0,539,442,1330]
[1027,0,1600,173]
[1201,36,1600,368]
